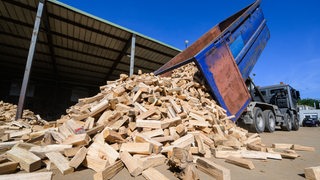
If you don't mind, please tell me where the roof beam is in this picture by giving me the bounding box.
[0,17,166,66]
[2,0,178,58]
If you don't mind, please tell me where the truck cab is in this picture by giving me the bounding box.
[240,83,301,133]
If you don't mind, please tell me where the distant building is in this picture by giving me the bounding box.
[298,105,320,125]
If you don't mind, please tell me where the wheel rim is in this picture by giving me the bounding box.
[257,113,264,129]
[269,114,275,129]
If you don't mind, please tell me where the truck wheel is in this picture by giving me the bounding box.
[292,115,300,131]
[263,110,275,132]
[281,113,292,131]
[250,107,265,133]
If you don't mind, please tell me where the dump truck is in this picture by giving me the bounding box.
[154,0,300,133]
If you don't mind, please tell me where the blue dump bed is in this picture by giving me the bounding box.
[154,0,270,121]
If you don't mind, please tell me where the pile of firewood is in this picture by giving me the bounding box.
[0,101,48,125]
[0,63,316,180]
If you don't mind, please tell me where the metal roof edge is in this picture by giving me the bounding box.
[48,0,181,52]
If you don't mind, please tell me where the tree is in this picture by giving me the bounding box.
[298,98,320,109]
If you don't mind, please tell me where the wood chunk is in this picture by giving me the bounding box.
[83,155,109,172]
[161,117,182,129]
[151,136,175,143]
[212,150,242,159]
[138,154,166,170]
[142,167,170,180]
[96,111,113,125]
[240,150,268,160]
[189,112,205,121]
[90,99,109,116]
[0,140,22,150]
[120,151,143,177]
[136,120,162,129]
[102,128,125,143]
[272,143,293,149]
[30,144,73,159]
[0,161,18,174]
[120,142,152,155]
[225,156,255,170]
[136,109,157,120]
[109,116,129,130]
[169,99,182,114]
[9,128,32,138]
[83,117,95,130]
[103,143,120,164]
[45,152,74,175]
[280,152,299,159]
[0,172,53,180]
[62,133,90,146]
[194,134,205,154]
[64,147,81,157]
[247,143,267,152]
[6,146,41,172]
[86,124,104,136]
[135,134,163,154]
[196,157,231,180]
[304,166,320,180]
[133,89,142,102]
[69,147,88,168]
[292,144,315,151]
[141,129,164,138]
[93,160,124,180]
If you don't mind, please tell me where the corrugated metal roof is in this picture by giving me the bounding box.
[0,0,181,87]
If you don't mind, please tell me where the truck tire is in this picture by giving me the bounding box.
[250,107,265,133]
[263,110,275,133]
[292,114,300,131]
[281,113,292,131]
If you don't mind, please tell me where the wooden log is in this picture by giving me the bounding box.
[6,146,41,172]
[0,140,22,150]
[0,161,19,174]
[103,143,120,164]
[120,142,152,155]
[45,152,74,175]
[86,124,104,136]
[30,144,73,159]
[108,116,128,130]
[292,144,315,151]
[120,151,143,177]
[93,160,124,180]
[136,109,157,120]
[161,117,182,129]
[151,136,175,143]
[142,167,170,180]
[69,147,88,168]
[194,134,205,154]
[196,157,231,180]
[62,133,91,146]
[135,134,163,154]
[136,120,162,129]
[9,128,31,138]
[64,147,81,157]
[89,99,109,117]
[169,99,182,114]
[304,166,320,180]
[138,154,166,170]
[0,172,52,180]
[102,128,125,143]
[272,143,293,149]
[83,155,109,172]
[141,129,164,138]
[225,156,255,170]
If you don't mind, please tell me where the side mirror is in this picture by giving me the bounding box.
[296,91,300,100]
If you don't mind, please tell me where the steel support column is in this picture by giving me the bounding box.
[129,34,136,76]
[15,0,45,120]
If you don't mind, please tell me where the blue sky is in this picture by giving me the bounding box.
[59,0,320,99]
